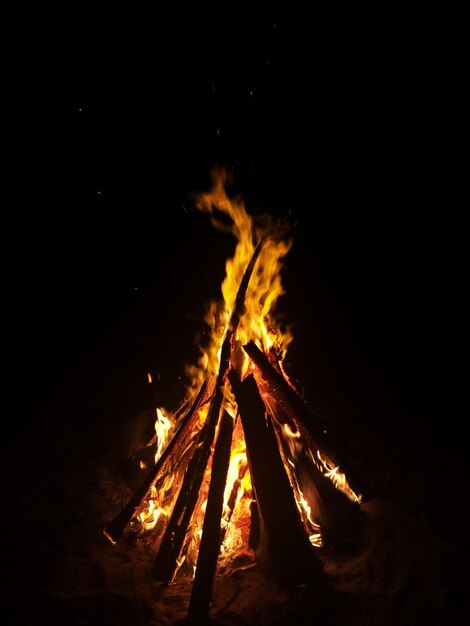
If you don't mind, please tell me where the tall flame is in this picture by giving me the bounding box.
[135,170,362,576]
[187,168,293,387]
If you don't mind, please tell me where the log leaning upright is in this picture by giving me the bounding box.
[103,381,209,545]
[153,241,263,587]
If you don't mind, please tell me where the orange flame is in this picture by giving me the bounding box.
[186,168,293,388]
[313,449,361,503]
[135,171,362,573]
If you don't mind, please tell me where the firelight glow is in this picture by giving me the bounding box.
[133,170,360,578]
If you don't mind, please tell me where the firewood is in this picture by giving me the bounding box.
[151,409,215,582]
[243,340,374,503]
[228,370,325,588]
[187,409,234,622]
[103,381,209,545]
[152,241,264,584]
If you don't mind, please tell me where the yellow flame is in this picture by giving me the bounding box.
[273,412,324,546]
[314,450,361,503]
[135,172,367,573]
[187,168,293,386]
[135,404,203,534]
[154,408,172,463]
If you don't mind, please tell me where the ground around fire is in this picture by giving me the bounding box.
[3,9,468,624]
[1,274,468,625]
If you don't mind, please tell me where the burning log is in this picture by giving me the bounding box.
[151,411,215,582]
[151,377,230,583]
[243,340,374,503]
[103,171,373,619]
[229,370,325,588]
[103,381,209,545]
[187,409,234,623]
[152,241,264,584]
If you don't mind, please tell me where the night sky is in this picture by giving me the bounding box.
[4,11,467,463]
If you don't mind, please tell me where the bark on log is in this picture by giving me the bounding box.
[229,371,325,588]
[243,341,374,503]
[187,410,234,623]
[103,381,209,545]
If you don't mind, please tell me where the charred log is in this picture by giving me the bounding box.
[103,381,209,545]
[187,409,234,623]
[243,340,373,503]
[152,241,264,583]
[151,411,214,582]
[229,370,325,588]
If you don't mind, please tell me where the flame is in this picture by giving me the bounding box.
[313,449,361,503]
[154,408,172,463]
[147,372,153,383]
[169,169,295,570]
[145,171,300,572]
[281,409,361,505]
[132,171,364,577]
[135,405,209,536]
[273,413,323,547]
[187,168,293,387]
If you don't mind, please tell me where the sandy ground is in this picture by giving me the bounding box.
[1,360,468,626]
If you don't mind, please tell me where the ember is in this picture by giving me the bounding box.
[103,170,372,622]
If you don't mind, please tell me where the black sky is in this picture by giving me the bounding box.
[4,11,467,459]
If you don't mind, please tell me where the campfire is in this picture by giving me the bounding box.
[103,170,373,622]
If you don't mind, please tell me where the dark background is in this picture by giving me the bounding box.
[3,10,467,462]
[1,10,469,625]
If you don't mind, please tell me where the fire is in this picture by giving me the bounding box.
[137,170,319,568]
[265,404,323,547]
[125,170,365,582]
[220,420,252,560]
[154,408,172,463]
[187,168,293,386]
[313,449,361,503]
[185,169,305,565]
[136,405,208,536]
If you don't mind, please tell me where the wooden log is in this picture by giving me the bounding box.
[152,241,264,583]
[151,379,231,582]
[228,371,325,588]
[187,409,234,623]
[151,412,215,581]
[103,381,208,545]
[243,341,374,503]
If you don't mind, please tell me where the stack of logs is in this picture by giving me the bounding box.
[103,243,373,624]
